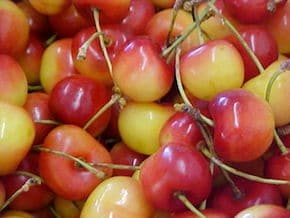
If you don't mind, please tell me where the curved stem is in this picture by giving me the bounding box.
[92,8,113,79]
[14,171,44,183]
[77,31,104,60]
[193,5,205,45]
[90,162,141,171]
[33,146,107,179]
[0,177,41,212]
[274,129,289,155]
[83,94,121,130]
[207,1,264,74]
[174,192,206,218]
[200,146,290,185]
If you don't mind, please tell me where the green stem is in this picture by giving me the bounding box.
[175,192,206,218]
[193,5,205,45]
[33,146,107,179]
[34,119,62,125]
[90,162,141,171]
[200,146,290,185]
[207,1,265,74]
[28,85,43,92]
[83,94,121,130]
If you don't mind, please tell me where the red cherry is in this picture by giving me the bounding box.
[139,143,212,212]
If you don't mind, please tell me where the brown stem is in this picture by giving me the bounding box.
[90,162,141,171]
[33,146,107,180]
[174,192,206,218]
[34,119,62,125]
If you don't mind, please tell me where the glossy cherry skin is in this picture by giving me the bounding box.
[235,204,290,218]
[1,151,55,211]
[209,88,275,162]
[159,111,203,148]
[139,143,212,212]
[112,37,174,102]
[223,0,286,24]
[225,25,278,82]
[265,151,290,198]
[121,0,155,35]
[23,92,56,145]
[71,25,131,86]
[110,142,148,177]
[48,75,111,137]
[39,124,113,200]
[208,178,283,217]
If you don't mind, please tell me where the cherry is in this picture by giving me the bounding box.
[170,208,231,218]
[225,25,279,82]
[223,0,287,24]
[209,88,275,162]
[208,178,283,217]
[139,143,212,212]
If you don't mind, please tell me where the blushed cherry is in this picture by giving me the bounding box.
[28,0,71,15]
[235,204,290,218]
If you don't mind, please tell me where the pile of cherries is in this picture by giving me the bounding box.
[1,0,290,217]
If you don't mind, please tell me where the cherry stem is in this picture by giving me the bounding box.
[174,47,214,127]
[14,171,44,183]
[193,5,205,45]
[92,8,113,79]
[207,1,265,74]
[28,85,43,92]
[265,65,289,155]
[200,145,290,185]
[90,162,141,171]
[34,119,62,125]
[174,192,206,218]
[83,93,122,130]
[50,206,62,218]
[45,34,57,47]
[77,31,104,60]
[162,2,212,57]
[0,175,42,212]
[33,145,107,180]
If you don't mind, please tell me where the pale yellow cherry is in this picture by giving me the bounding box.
[80,176,154,218]
[243,57,290,127]
[118,102,175,155]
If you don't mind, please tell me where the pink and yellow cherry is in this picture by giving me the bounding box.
[28,0,71,15]
[121,0,155,35]
[225,25,278,82]
[40,38,79,94]
[71,25,131,86]
[223,0,287,24]
[243,58,290,127]
[139,143,212,212]
[145,8,199,54]
[16,34,45,85]
[209,88,275,162]
[118,102,175,155]
[180,39,244,101]
[53,196,84,218]
[73,0,131,24]
[159,111,202,148]
[80,176,154,218]
[235,204,290,218]
[209,89,275,162]
[0,101,35,175]
[112,37,174,102]
[48,4,91,38]
[264,151,290,198]
[110,142,148,177]
[0,0,29,57]
[264,0,290,54]
[1,151,55,211]
[0,54,28,106]
[17,0,51,37]
[48,75,111,137]
[38,124,113,200]
[23,92,56,145]
[208,178,283,217]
